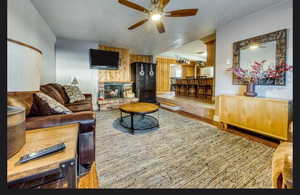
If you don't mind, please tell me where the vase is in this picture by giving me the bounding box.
[244,82,257,97]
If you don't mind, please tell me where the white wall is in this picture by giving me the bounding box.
[215,0,293,100]
[56,38,99,110]
[7,0,56,84]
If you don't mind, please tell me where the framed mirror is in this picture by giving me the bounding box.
[232,29,287,85]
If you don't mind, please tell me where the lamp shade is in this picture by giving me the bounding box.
[7,40,42,92]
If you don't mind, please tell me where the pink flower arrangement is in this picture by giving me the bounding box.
[226,60,293,83]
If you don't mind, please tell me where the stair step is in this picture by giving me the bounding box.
[160,101,181,111]
[160,101,177,107]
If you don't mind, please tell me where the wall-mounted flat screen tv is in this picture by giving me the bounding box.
[89,49,119,70]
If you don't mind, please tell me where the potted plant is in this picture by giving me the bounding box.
[226,60,293,97]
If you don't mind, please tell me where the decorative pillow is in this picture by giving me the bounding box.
[40,84,66,105]
[33,92,72,116]
[63,85,85,104]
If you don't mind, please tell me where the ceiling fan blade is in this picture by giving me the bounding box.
[128,19,149,30]
[158,0,170,9]
[118,0,149,13]
[155,21,165,33]
[165,9,199,17]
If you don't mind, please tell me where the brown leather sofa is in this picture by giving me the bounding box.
[8,83,96,173]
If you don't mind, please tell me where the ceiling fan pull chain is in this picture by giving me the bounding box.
[140,63,145,76]
[149,64,154,77]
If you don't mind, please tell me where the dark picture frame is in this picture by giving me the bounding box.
[232,29,287,85]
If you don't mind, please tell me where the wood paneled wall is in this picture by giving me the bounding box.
[182,62,197,78]
[98,45,131,82]
[98,46,153,83]
[130,54,153,64]
[156,57,176,93]
[130,54,153,81]
[206,40,216,67]
[98,46,179,93]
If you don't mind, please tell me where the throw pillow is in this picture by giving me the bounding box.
[40,84,66,105]
[33,92,72,116]
[63,85,85,104]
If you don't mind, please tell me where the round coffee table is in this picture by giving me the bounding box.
[119,102,160,134]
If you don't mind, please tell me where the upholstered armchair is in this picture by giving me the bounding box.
[272,122,293,188]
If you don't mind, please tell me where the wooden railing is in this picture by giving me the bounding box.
[174,78,214,100]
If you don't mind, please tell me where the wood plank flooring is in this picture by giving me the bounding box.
[78,163,100,188]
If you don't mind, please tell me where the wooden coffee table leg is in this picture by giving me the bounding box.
[131,113,134,135]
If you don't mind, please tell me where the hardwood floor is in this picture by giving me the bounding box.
[78,163,99,188]
[157,92,215,121]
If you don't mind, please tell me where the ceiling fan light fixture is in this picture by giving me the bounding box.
[119,0,198,33]
[151,14,162,21]
[250,44,259,50]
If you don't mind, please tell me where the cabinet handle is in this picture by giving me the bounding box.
[139,63,145,76]
[149,64,154,77]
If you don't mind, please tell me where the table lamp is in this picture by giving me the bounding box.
[71,76,79,87]
[7,39,42,159]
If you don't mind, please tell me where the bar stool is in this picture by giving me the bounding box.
[205,79,213,100]
[197,79,206,99]
[188,79,196,97]
[180,79,188,96]
[175,79,181,96]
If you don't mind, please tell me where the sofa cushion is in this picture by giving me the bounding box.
[49,83,70,104]
[66,101,92,112]
[272,142,293,188]
[26,111,96,133]
[40,84,66,105]
[63,85,85,104]
[33,92,72,116]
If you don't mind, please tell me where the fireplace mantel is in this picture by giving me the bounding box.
[99,81,133,84]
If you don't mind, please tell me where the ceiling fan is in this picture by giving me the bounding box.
[118,0,199,33]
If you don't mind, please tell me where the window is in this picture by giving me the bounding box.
[170,64,182,78]
[200,67,214,78]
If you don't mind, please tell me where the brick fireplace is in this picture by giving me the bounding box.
[97,82,138,110]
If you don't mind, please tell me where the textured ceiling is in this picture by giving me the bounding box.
[159,40,207,61]
[31,0,284,55]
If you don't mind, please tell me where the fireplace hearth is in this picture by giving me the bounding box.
[104,83,123,99]
[97,82,138,110]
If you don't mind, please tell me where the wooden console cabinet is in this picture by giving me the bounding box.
[219,95,292,141]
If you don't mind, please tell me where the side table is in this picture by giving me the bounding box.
[7,124,79,189]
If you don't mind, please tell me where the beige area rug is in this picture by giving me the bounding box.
[95,109,275,188]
